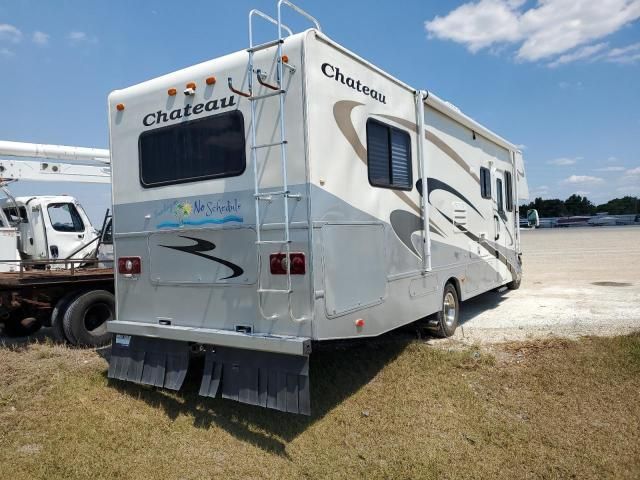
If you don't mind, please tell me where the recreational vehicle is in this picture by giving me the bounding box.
[106,1,529,415]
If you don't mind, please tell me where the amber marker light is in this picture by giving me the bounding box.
[205,76,216,85]
[281,55,289,63]
[186,82,196,90]
[116,103,125,111]
[168,88,177,96]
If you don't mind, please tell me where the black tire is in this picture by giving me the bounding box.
[51,291,83,343]
[3,313,42,337]
[432,283,460,338]
[63,290,114,347]
[507,275,522,290]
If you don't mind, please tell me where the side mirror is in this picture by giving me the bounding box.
[416,178,423,196]
[527,209,539,228]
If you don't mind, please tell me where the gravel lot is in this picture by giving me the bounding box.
[454,225,640,344]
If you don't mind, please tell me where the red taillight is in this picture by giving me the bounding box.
[270,253,305,275]
[118,256,141,275]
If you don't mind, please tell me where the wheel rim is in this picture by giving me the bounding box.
[82,302,112,336]
[443,292,456,328]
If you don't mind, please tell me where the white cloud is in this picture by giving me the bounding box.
[561,175,604,184]
[626,166,640,175]
[594,166,626,172]
[0,23,22,43]
[548,43,608,67]
[67,31,97,44]
[32,31,49,46]
[605,42,640,63]
[425,0,640,65]
[0,47,14,57]
[548,157,580,166]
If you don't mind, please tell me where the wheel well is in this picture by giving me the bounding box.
[445,277,462,300]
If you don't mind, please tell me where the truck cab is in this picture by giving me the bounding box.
[0,195,98,261]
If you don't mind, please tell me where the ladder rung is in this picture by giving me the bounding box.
[258,289,292,294]
[256,240,291,245]
[252,140,287,150]
[247,38,283,53]
[250,90,285,101]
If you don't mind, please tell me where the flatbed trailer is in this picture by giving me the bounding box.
[0,260,114,346]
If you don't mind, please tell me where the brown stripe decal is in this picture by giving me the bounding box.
[333,100,421,216]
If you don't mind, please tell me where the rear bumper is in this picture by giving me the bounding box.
[107,320,311,356]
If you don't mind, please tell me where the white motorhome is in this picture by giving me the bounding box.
[107,1,529,414]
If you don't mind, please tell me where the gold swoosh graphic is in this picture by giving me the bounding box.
[377,114,480,184]
[333,100,420,216]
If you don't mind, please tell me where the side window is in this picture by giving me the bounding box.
[480,167,491,199]
[101,220,113,245]
[3,207,28,224]
[496,178,504,213]
[366,119,412,190]
[47,203,85,232]
[504,171,513,212]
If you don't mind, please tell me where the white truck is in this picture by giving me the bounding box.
[0,141,115,345]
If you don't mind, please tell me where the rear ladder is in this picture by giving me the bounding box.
[228,1,321,322]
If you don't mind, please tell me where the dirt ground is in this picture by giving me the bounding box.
[453,225,640,344]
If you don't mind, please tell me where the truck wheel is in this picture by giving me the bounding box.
[432,283,459,338]
[51,291,82,343]
[3,314,42,337]
[64,290,114,347]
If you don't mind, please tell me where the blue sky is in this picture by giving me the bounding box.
[1,0,639,224]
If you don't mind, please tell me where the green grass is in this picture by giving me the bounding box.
[0,333,639,479]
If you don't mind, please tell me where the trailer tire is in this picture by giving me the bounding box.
[51,291,82,343]
[64,290,114,347]
[432,283,459,338]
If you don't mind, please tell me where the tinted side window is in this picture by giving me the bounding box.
[505,171,513,212]
[3,207,28,224]
[496,178,504,213]
[101,220,113,245]
[480,167,491,199]
[366,119,412,190]
[139,110,246,188]
[48,203,85,232]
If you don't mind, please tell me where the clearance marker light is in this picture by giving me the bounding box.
[186,82,196,90]
[205,76,217,85]
[116,103,125,111]
[355,318,365,327]
[167,88,177,96]
[281,55,289,63]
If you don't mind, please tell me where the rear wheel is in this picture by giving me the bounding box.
[51,291,82,343]
[432,283,459,338]
[507,274,522,290]
[63,290,114,347]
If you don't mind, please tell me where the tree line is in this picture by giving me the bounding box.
[520,195,639,218]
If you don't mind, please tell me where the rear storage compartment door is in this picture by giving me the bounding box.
[148,228,257,285]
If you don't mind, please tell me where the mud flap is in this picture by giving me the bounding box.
[199,346,311,416]
[107,335,189,390]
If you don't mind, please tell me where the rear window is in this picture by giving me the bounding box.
[139,110,246,188]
